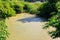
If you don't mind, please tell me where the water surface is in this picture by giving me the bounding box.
[6,13,59,40]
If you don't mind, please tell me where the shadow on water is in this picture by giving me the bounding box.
[17,16,47,23]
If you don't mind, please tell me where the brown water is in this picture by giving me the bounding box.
[6,13,60,40]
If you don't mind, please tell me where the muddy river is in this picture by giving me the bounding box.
[6,13,60,40]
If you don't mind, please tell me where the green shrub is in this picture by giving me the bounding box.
[0,1,16,19]
[29,3,41,14]
[37,2,57,19]
[12,2,24,13]
[29,9,40,14]
[23,2,41,14]
[56,2,60,12]
[23,2,32,12]
[43,0,60,38]
[0,19,9,40]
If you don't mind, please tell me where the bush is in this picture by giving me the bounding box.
[29,9,40,14]
[23,2,41,14]
[0,19,9,40]
[0,1,16,19]
[23,2,32,12]
[37,2,57,19]
[43,0,60,38]
[29,2,42,14]
[12,2,24,13]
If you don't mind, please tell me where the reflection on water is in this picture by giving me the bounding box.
[17,16,47,23]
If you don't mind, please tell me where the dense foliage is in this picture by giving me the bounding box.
[0,19,9,40]
[43,0,60,38]
[11,2,24,13]
[37,1,57,19]
[0,1,15,40]
[0,1,16,19]
[23,2,42,14]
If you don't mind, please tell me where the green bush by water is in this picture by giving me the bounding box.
[0,19,9,40]
[43,0,60,38]
[12,2,24,13]
[0,1,16,40]
[23,2,33,13]
[23,2,42,14]
[37,2,57,19]
[0,1,16,19]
